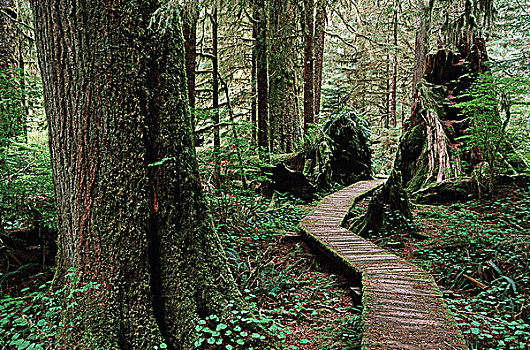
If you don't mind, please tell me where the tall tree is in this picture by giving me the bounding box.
[0,0,19,147]
[0,0,15,70]
[390,2,398,127]
[212,3,221,188]
[412,0,432,94]
[313,0,327,117]
[31,1,248,348]
[269,0,301,153]
[255,0,269,152]
[395,0,495,191]
[182,1,199,112]
[303,0,315,131]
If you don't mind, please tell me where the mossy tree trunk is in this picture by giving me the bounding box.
[350,0,494,237]
[269,0,300,153]
[0,0,20,149]
[31,1,247,349]
[0,0,15,71]
[255,0,269,153]
[313,0,326,119]
[347,170,412,237]
[396,0,493,192]
[182,3,199,112]
[395,39,489,192]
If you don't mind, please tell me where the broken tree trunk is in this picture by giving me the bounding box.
[396,38,489,193]
[346,170,413,237]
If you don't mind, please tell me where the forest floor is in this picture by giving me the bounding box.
[224,181,530,350]
[210,193,364,349]
[351,184,530,350]
[2,183,529,349]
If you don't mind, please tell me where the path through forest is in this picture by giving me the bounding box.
[300,180,467,349]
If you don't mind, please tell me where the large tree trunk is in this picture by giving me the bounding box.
[390,4,398,127]
[251,19,258,146]
[412,0,432,94]
[396,38,489,192]
[395,0,492,192]
[31,2,246,348]
[269,0,300,153]
[255,0,269,153]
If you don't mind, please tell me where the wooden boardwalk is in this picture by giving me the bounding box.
[300,180,467,350]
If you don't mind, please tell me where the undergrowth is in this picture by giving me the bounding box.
[368,186,530,350]
[203,186,363,349]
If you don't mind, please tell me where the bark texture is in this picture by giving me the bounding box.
[396,39,489,192]
[255,0,269,152]
[0,0,18,146]
[303,0,314,131]
[0,0,15,68]
[269,0,300,153]
[182,3,198,111]
[313,0,326,118]
[31,2,242,348]
[396,0,492,192]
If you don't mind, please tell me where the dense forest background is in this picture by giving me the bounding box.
[1,0,530,349]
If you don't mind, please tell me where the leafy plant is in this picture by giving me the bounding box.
[456,73,530,198]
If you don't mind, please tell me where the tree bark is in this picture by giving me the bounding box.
[0,0,15,70]
[212,5,221,188]
[303,0,314,131]
[390,4,398,127]
[313,0,326,119]
[182,3,198,112]
[269,0,299,153]
[255,0,269,153]
[412,0,432,95]
[0,0,19,148]
[31,1,244,348]
[251,19,258,147]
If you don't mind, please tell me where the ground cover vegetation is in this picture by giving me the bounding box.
[349,185,530,349]
[0,0,530,349]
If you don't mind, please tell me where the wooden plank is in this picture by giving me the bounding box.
[299,179,466,350]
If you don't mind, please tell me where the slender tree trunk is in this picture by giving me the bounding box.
[212,5,221,188]
[251,20,258,147]
[0,0,18,147]
[390,4,398,127]
[31,1,244,348]
[303,0,314,131]
[182,3,198,112]
[313,0,326,119]
[0,0,15,70]
[255,0,269,153]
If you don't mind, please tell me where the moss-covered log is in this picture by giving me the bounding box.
[283,111,372,191]
[31,2,276,349]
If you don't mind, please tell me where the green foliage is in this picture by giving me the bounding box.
[0,138,55,232]
[0,68,51,232]
[0,269,100,350]
[0,69,39,147]
[410,190,530,349]
[456,73,530,195]
[193,306,272,349]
